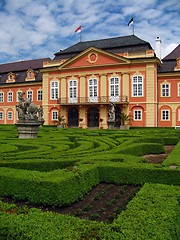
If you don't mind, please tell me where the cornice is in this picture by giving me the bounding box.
[158,71,180,78]
[0,82,41,88]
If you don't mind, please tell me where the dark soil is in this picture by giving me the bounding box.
[144,145,174,164]
[45,183,141,223]
[2,184,141,224]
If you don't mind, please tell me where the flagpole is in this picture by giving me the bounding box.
[128,18,134,35]
[133,23,134,35]
[80,30,82,42]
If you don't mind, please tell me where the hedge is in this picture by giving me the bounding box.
[0,165,100,206]
[0,183,179,240]
[113,183,180,240]
[98,162,180,186]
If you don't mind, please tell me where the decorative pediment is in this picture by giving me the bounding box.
[59,47,130,69]
[174,57,180,71]
[6,72,17,83]
[25,68,36,81]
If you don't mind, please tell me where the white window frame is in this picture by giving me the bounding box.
[7,111,13,120]
[161,83,170,97]
[88,78,98,102]
[178,109,180,121]
[51,81,59,100]
[178,83,180,96]
[109,77,120,102]
[16,91,22,102]
[134,110,142,121]
[27,90,33,101]
[68,80,77,103]
[132,75,143,97]
[0,111,3,120]
[0,92,4,102]
[7,91,13,102]
[37,89,43,101]
[161,110,170,121]
[52,111,58,120]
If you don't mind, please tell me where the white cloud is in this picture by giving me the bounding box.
[0,0,179,63]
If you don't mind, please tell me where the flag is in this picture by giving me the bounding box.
[75,26,82,33]
[128,18,134,26]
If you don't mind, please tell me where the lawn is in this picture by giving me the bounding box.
[0,125,180,239]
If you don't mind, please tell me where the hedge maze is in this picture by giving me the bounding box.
[0,125,180,239]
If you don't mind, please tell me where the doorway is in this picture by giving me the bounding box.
[68,107,78,127]
[88,107,99,127]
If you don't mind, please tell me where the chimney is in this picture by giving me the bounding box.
[155,36,162,60]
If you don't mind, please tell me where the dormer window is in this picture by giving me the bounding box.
[6,72,16,83]
[26,69,36,81]
[175,57,180,70]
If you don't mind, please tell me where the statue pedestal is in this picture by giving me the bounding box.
[16,122,41,139]
[107,120,116,129]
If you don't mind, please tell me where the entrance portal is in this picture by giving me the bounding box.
[88,107,99,127]
[68,107,78,127]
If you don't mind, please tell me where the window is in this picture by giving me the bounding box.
[26,69,36,81]
[37,90,43,101]
[89,79,98,102]
[7,111,13,120]
[161,110,169,120]
[68,80,77,103]
[162,84,170,97]
[0,92,4,102]
[110,77,119,96]
[27,90,33,101]
[109,77,120,102]
[51,81,59,99]
[178,83,180,96]
[8,92,13,102]
[0,112,3,120]
[52,111,58,120]
[16,91,22,102]
[178,110,180,121]
[132,75,143,97]
[6,72,16,82]
[29,71,33,78]
[134,110,142,120]
[69,80,77,98]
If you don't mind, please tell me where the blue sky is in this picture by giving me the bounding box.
[0,0,179,64]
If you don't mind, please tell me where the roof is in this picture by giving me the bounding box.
[0,58,51,85]
[162,44,180,60]
[0,58,51,74]
[54,35,152,60]
[158,44,180,73]
[158,60,177,73]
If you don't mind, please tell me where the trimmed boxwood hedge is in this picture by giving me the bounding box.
[0,125,180,239]
[0,183,179,240]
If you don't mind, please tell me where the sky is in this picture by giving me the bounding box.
[0,0,179,64]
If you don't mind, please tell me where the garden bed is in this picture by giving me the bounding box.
[2,183,141,224]
[144,145,174,164]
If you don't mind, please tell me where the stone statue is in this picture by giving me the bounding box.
[16,92,44,123]
[108,102,115,121]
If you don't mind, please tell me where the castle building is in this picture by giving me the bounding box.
[0,35,179,128]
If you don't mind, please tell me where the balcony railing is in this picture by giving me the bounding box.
[57,96,128,105]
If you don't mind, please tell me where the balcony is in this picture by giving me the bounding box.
[57,96,128,105]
